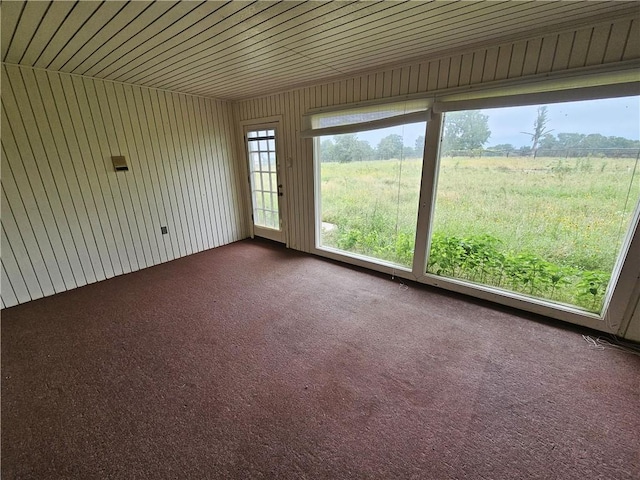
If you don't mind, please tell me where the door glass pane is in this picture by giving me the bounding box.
[317,122,426,268]
[427,96,640,313]
[247,130,280,230]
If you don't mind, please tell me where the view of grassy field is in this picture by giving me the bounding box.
[319,155,640,312]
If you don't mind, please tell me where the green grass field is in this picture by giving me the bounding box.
[320,156,640,312]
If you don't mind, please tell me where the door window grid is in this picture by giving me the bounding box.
[248,130,279,230]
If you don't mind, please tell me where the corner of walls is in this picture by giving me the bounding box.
[1,63,248,308]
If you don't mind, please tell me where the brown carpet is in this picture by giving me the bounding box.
[2,239,639,479]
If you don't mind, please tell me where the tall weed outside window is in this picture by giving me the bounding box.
[318,122,426,268]
[426,97,640,313]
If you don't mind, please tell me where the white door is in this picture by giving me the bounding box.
[245,125,286,243]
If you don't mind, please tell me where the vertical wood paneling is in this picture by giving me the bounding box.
[1,124,78,291]
[1,262,19,307]
[585,24,611,66]
[107,81,154,268]
[1,190,46,299]
[537,35,558,73]
[84,77,140,271]
[233,16,639,256]
[622,19,640,60]
[61,74,124,276]
[408,65,420,94]
[494,45,512,81]
[470,50,486,84]
[437,58,450,90]
[427,60,439,91]
[482,47,499,82]
[1,222,36,305]
[568,28,592,69]
[447,55,461,88]
[522,39,541,76]
[418,62,429,92]
[508,41,527,78]
[1,168,57,296]
[552,32,575,71]
[1,64,246,308]
[604,19,632,63]
[3,67,93,286]
[458,53,473,86]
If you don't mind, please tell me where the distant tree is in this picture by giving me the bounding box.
[377,134,404,159]
[403,146,415,158]
[354,140,374,161]
[333,134,360,163]
[441,111,491,155]
[329,134,374,163]
[556,132,586,148]
[320,138,336,162]
[490,143,515,152]
[415,135,425,156]
[517,145,532,156]
[521,106,553,156]
[539,133,559,150]
[532,131,640,157]
[487,143,515,156]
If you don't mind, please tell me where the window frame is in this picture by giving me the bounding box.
[309,86,640,334]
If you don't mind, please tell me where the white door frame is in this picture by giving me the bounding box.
[240,116,288,245]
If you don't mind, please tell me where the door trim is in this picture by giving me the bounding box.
[240,116,288,246]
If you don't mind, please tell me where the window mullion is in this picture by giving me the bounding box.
[412,113,443,277]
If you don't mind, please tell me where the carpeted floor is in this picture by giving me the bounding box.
[2,239,639,479]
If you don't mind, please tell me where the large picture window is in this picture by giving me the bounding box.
[317,123,426,268]
[311,91,639,328]
[427,97,640,314]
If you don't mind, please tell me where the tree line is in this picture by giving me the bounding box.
[442,108,640,157]
[319,107,639,162]
[319,133,425,163]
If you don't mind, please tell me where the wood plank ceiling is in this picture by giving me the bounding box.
[2,0,639,100]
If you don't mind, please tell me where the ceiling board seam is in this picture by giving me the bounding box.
[70,1,159,74]
[184,14,589,98]
[156,2,627,95]
[229,9,640,101]
[44,0,107,70]
[2,1,27,62]
[125,1,356,87]
[90,1,204,78]
[18,1,52,64]
[93,0,237,79]
[30,1,80,67]
[238,3,608,77]
[74,1,182,75]
[143,1,447,89]
[115,1,283,83]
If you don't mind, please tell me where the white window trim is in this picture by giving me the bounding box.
[310,83,640,335]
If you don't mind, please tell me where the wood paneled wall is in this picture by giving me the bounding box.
[234,17,639,254]
[1,64,248,308]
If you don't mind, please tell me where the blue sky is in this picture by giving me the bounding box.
[485,96,640,147]
[353,95,640,149]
